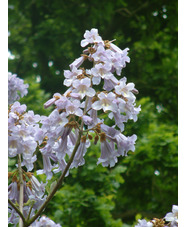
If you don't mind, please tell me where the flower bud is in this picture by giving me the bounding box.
[94,135,99,145]
[88,134,93,140]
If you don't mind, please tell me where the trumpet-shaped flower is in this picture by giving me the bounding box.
[72,78,95,99]
[64,66,83,87]
[92,92,117,113]
[81,28,103,47]
[164,205,178,227]
[97,138,118,167]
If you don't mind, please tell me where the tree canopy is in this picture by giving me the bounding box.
[8,0,178,226]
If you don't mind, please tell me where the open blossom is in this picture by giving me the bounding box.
[135,219,153,227]
[91,43,110,62]
[72,77,95,99]
[65,99,83,116]
[115,77,136,102]
[164,205,178,227]
[87,62,113,85]
[92,92,117,113]
[80,28,103,47]
[64,66,83,87]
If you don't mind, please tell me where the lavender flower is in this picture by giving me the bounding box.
[32,216,62,227]
[72,77,95,99]
[164,205,178,227]
[69,56,85,70]
[37,154,54,180]
[8,72,29,104]
[115,78,136,102]
[135,219,153,227]
[8,102,41,171]
[64,66,83,87]
[92,92,117,113]
[80,28,103,47]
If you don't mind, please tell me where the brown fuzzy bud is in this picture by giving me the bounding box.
[81,135,87,143]
[104,40,110,49]
[95,124,101,133]
[94,135,99,145]
[151,218,165,227]
[26,172,33,179]
[95,128,101,133]
[26,181,32,190]
[91,96,98,103]
[100,132,106,142]
[23,174,26,181]
[88,134,93,140]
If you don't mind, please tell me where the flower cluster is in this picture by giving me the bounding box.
[41,28,141,176]
[8,173,46,225]
[8,72,29,104]
[135,205,178,227]
[8,101,42,171]
[8,28,141,226]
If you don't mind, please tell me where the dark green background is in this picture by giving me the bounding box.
[8,0,177,226]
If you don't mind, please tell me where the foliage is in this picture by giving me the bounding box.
[114,97,178,224]
[8,0,178,121]
[8,0,177,226]
[35,97,177,226]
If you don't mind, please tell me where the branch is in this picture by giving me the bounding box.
[18,154,24,227]
[26,96,90,226]
[8,199,26,225]
[26,130,82,226]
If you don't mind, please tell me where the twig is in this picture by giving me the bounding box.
[8,199,26,225]
[25,132,82,226]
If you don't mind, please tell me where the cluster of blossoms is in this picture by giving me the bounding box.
[8,101,41,171]
[8,72,29,104]
[8,173,46,224]
[135,205,178,227]
[40,28,141,179]
[8,28,141,226]
[8,74,53,226]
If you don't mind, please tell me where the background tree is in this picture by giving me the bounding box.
[8,0,178,226]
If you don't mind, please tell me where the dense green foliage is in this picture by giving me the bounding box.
[8,0,177,226]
